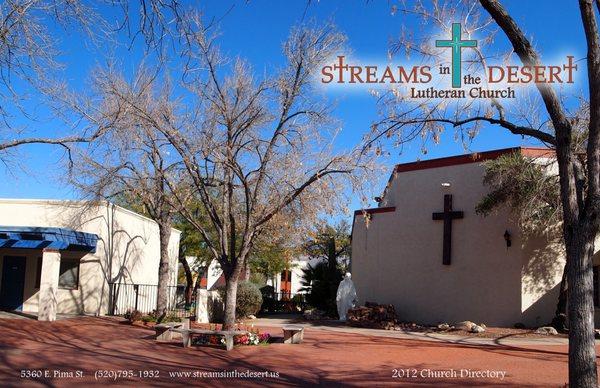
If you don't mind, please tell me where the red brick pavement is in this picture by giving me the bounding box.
[0,316,596,387]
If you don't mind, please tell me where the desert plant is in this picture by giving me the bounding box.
[300,261,342,316]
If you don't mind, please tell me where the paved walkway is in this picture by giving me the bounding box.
[248,316,572,346]
[0,316,597,386]
[0,311,78,320]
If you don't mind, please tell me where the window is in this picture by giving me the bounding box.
[58,259,80,289]
[594,266,599,307]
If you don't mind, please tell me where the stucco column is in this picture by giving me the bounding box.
[38,249,61,321]
[196,289,209,323]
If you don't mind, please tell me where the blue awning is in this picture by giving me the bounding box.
[0,226,98,253]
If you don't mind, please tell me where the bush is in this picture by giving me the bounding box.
[236,281,263,318]
[124,309,142,323]
[259,285,276,313]
[260,285,275,298]
[164,313,182,323]
[141,313,158,323]
[217,280,264,319]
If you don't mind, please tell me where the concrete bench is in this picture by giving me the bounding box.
[154,318,190,342]
[283,325,304,344]
[173,328,248,351]
[154,322,184,342]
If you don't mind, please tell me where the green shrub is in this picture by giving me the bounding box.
[218,281,263,319]
[164,313,182,323]
[236,281,263,318]
[141,314,157,323]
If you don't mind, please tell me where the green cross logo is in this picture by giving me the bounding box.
[436,23,477,88]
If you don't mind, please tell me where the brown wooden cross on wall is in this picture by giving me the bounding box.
[432,194,464,265]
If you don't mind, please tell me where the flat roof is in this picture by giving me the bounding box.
[394,147,553,174]
[0,198,182,234]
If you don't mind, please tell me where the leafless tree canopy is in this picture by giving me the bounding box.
[0,0,183,164]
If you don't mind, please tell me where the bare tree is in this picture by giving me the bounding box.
[168,21,371,330]
[67,67,182,316]
[83,18,373,329]
[374,1,599,385]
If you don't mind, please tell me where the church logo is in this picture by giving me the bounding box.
[435,23,477,88]
[319,23,578,101]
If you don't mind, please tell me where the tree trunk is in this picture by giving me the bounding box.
[156,223,172,318]
[223,274,239,330]
[179,255,194,306]
[193,269,202,294]
[566,224,598,387]
[551,265,568,331]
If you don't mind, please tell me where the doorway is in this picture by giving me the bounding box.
[0,256,27,311]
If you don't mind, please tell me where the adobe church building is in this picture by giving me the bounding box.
[351,147,600,328]
[0,199,181,321]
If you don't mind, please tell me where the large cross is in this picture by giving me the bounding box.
[435,23,477,88]
[432,194,464,265]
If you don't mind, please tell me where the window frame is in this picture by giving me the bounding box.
[35,257,42,289]
[58,258,80,290]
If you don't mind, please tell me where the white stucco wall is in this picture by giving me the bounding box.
[352,159,565,327]
[0,199,181,316]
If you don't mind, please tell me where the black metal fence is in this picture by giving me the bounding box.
[108,282,194,318]
[260,291,308,313]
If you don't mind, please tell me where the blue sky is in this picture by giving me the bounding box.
[0,0,588,210]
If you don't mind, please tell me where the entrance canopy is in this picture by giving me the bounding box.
[0,226,98,253]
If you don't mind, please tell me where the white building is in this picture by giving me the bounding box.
[0,199,181,320]
[187,256,324,296]
[266,256,326,296]
[351,147,583,327]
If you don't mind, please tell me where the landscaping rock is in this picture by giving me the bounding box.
[595,329,600,339]
[535,326,558,336]
[456,321,475,331]
[478,323,487,329]
[470,325,485,333]
[437,323,450,331]
[247,315,257,320]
